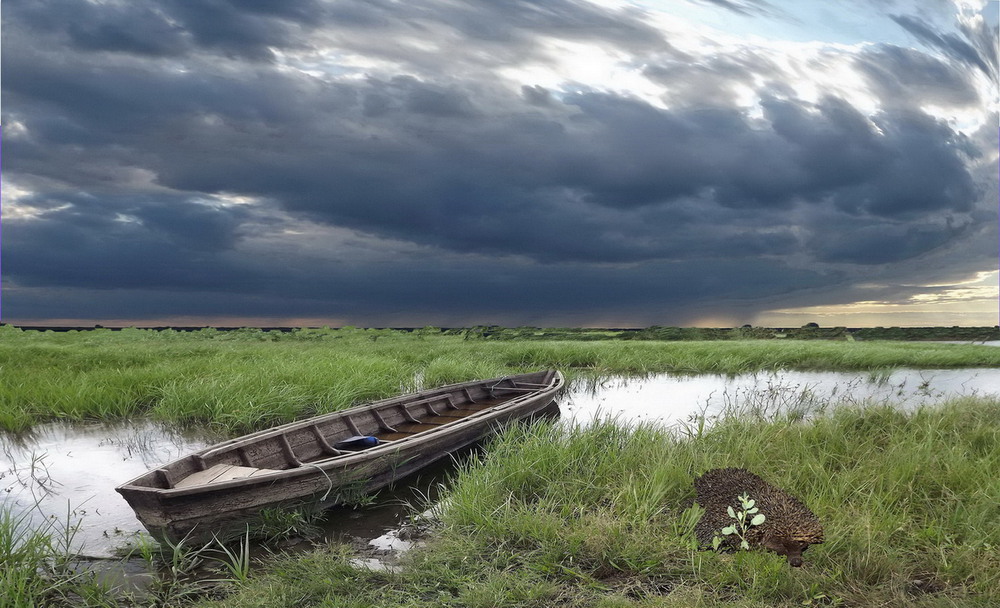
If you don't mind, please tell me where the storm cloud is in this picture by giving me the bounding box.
[2,0,996,326]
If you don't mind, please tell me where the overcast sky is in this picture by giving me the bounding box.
[2,0,998,328]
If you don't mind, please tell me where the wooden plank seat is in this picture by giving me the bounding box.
[175,464,280,489]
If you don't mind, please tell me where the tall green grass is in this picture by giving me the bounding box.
[2,326,999,433]
[0,503,117,607]
[193,396,1000,607]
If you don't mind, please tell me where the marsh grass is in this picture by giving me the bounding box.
[0,500,308,606]
[0,501,120,607]
[3,328,1000,606]
[114,526,286,605]
[188,394,1000,607]
[2,328,999,433]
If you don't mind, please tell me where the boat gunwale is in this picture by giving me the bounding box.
[188,373,547,455]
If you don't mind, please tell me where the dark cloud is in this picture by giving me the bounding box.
[891,13,998,81]
[2,0,668,69]
[158,0,325,61]
[856,44,982,107]
[4,192,263,292]
[806,214,966,265]
[4,210,831,325]
[2,0,325,61]
[1,0,995,325]
[693,0,779,18]
[2,72,981,267]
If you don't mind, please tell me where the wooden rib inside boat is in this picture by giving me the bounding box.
[117,370,564,542]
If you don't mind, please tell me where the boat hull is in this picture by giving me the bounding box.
[116,371,564,541]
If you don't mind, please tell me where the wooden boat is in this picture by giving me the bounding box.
[117,370,564,542]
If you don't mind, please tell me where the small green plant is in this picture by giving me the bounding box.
[254,507,323,544]
[207,527,253,584]
[712,493,766,551]
[675,503,704,550]
[123,530,220,604]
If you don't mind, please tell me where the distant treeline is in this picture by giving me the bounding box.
[462,325,1000,341]
[4,323,999,342]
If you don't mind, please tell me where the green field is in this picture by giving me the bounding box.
[194,396,1000,608]
[2,325,999,434]
[2,327,999,607]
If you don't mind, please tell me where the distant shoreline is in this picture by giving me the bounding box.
[2,323,998,342]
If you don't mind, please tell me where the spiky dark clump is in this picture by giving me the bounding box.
[694,467,824,567]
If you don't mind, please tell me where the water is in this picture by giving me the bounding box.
[0,421,217,558]
[562,368,1000,429]
[2,367,998,561]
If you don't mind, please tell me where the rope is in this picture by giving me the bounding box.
[488,376,509,399]
[300,462,336,502]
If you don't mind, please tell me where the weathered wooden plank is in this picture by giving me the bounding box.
[175,464,279,489]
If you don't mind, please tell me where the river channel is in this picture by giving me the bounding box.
[2,368,998,560]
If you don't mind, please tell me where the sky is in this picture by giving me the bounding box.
[1,0,998,328]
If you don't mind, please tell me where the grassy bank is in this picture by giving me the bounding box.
[3,325,999,606]
[2,326,999,434]
[190,395,1000,608]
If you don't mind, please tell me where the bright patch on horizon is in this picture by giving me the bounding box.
[756,271,1000,327]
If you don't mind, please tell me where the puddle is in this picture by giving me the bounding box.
[1,420,217,558]
[561,368,1000,429]
[348,528,418,573]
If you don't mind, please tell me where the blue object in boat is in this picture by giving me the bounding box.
[334,435,379,450]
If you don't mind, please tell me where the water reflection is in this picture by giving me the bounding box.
[562,368,1000,429]
[1,421,216,557]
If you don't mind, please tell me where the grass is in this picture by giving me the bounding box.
[185,394,1000,608]
[0,501,120,607]
[2,327,999,606]
[1,326,999,433]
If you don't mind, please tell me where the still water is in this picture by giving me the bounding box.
[1,421,216,557]
[562,368,1000,429]
[2,368,998,558]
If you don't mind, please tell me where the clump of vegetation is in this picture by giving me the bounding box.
[0,503,117,607]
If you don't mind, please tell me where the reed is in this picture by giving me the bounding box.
[0,506,56,607]
[0,501,117,607]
